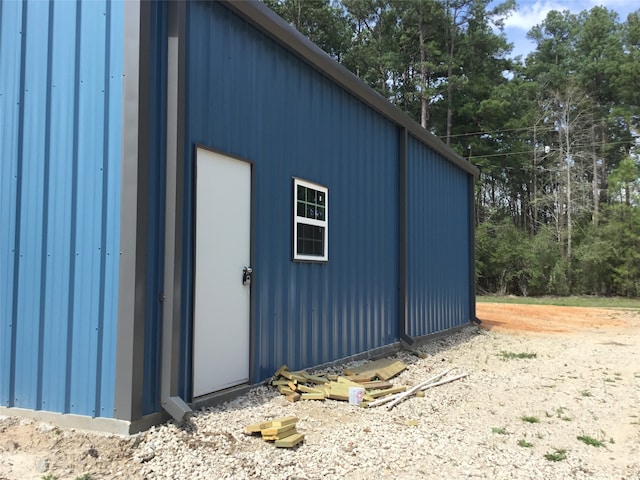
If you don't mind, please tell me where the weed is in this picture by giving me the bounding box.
[74,475,93,480]
[498,351,537,360]
[579,390,592,397]
[518,439,534,448]
[42,476,59,480]
[577,435,604,447]
[521,415,540,424]
[536,432,545,439]
[492,427,508,435]
[604,378,616,383]
[544,448,567,462]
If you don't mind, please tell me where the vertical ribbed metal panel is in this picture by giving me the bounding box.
[141,0,168,416]
[406,135,472,336]
[0,0,123,417]
[182,1,399,391]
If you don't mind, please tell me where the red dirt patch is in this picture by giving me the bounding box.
[476,303,631,334]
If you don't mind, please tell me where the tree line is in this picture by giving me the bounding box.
[264,0,640,297]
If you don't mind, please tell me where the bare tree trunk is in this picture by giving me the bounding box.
[591,123,599,226]
[419,10,429,128]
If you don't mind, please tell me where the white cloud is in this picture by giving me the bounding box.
[504,1,569,31]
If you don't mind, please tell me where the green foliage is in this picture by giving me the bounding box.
[521,415,540,423]
[262,0,640,299]
[544,448,567,462]
[491,426,508,435]
[518,439,534,447]
[577,435,605,447]
[476,295,640,308]
[498,351,537,360]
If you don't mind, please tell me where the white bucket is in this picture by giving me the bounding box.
[348,387,365,405]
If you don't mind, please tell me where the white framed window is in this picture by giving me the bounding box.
[293,178,328,261]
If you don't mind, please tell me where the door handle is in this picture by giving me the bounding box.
[242,266,253,285]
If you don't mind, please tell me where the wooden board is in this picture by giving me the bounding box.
[359,381,394,390]
[271,416,298,427]
[367,385,407,398]
[245,421,271,434]
[301,392,325,400]
[343,358,407,380]
[261,424,297,437]
[275,433,305,448]
[262,426,297,441]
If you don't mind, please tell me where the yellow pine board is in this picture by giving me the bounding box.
[262,426,297,441]
[261,424,297,436]
[343,358,407,380]
[275,433,305,448]
[271,379,290,386]
[302,374,329,384]
[286,393,301,402]
[344,374,376,382]
[277,386,295,395]
[297,385,324,394]
[270,416,298,427]
[360,380,394,389]
[336,376,365,388]
[367,385,407,398]
[245,421,272,434]
[274,365,289,377]
[375,360,407,380]
[301,393,325,400]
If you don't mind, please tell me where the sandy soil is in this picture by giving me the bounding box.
[1,303,638,480]
[477,303,632,334]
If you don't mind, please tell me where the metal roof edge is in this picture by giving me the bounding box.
[218,0,480,178]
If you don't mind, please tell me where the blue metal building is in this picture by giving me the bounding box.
[0,0,478,433]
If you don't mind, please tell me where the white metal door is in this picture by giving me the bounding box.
[193,148,251,397]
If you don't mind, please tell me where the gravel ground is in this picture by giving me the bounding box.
[1,305,639,479]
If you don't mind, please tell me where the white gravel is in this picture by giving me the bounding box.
[134,323,640,480]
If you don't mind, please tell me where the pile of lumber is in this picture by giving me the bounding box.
[245,416,304,448]
[271,358,409,405]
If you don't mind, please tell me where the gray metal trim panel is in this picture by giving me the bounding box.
[114,0,148,422]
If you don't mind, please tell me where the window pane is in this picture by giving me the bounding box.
[297,185,305,202]
[297,223,324,256]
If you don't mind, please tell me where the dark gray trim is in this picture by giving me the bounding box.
[114,0,150,422]
[172,0,187,399]
[220,0,479,178]
[397,127,413,345]
[469,176,477,322]
[160,1,189,421]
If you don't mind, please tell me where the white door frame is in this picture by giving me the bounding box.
[192,146,252,397]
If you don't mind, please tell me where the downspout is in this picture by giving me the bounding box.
[398,127,414,345]
[160,1,191,422]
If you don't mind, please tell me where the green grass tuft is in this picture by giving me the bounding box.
[518,439,534,448]
[521,415,540,423]
[491,427,508,435]
[577,435,605,447]
[498,351,537,360]
[544,448,567,462]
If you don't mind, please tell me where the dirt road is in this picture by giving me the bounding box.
[477,302,633,334]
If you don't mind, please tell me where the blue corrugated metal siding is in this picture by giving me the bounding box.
[182,1,399,393]
[406,135,472,336]
[0,0,123,417]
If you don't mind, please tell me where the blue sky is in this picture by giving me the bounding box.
[500,0,638,58]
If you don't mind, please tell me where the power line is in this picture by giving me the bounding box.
[468,139,637,161]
